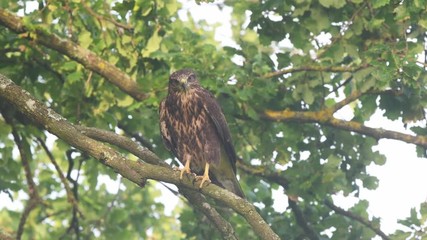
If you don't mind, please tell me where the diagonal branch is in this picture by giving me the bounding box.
[36,137,83,217]
[239,162,390,239]
[288,199,319,240]
[0,74,280,240]
[75,125,162,166]
[0,8,145,101]
[75,125,238,239]
[3,117,42,240]
[82,2,133,30]
[324,199,390,240]
[180,189,239,240]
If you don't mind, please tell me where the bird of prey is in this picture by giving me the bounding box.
[159,69,245,198]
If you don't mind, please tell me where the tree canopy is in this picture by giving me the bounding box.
[0,0,426,239]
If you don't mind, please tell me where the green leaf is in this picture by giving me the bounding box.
[372,0,390,9]
[78,31,93,49]
[142,29,162,57]
[319,0,346,8]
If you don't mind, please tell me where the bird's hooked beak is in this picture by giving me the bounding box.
[178,77,189,91]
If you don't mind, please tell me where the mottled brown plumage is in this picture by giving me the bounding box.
[159,69,244,198]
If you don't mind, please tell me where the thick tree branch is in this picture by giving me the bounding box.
[75,125,239,239]
[180,189,239,240]
[264,108,427,148]
[324,199,390,240]
[75,125,162,166]
[0,74,280,240]
[0,8,145,101]
[117,122,155,152]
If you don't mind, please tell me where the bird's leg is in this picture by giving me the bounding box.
[196,163,211,188]
[180,159,191,179]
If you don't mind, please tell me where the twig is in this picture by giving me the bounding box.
[64,149,88,239]
[324,199,390,240]
[82,2,133,31]
[288,199,319,240]
[329,90,363,113]
[36,137,84,239]
[36,137,82,216]
[3,116,42,240]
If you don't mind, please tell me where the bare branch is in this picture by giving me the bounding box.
[288,199,319,240]
[82,2,133,30]
[324,199,390,240]
[2,115,42,240]
[0,8,146,101]
[36,137,83,217]
[0,74,280,240]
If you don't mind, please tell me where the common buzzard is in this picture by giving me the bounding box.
[159,69,245,198]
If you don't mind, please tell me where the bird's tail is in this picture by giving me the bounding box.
[210,151,245,198]
[217,175,245,198]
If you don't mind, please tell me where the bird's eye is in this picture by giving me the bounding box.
[187,74,196,82]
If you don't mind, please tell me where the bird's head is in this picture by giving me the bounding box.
[168,69,199,94]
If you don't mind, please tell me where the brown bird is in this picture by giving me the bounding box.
[159,69,245,198]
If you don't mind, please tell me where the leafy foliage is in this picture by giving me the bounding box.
[0,0,426,239]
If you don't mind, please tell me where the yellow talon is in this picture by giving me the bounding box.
[180,159,191,179]
[197,163,211,188]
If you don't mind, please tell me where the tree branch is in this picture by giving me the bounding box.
[238,161,391,240]
[75,125,162,167]
[264,108,427,148]
[0,74,280,240]
[0,8,145,101]
[3,117,42,240]
[117,122,155,152]
[82,2,133,31]
[324,199,390,240]
[288,199,319,240]
[180,189,239,240]
[36,137,83,217]
[262,64,369,79]
[75,125,239,239]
